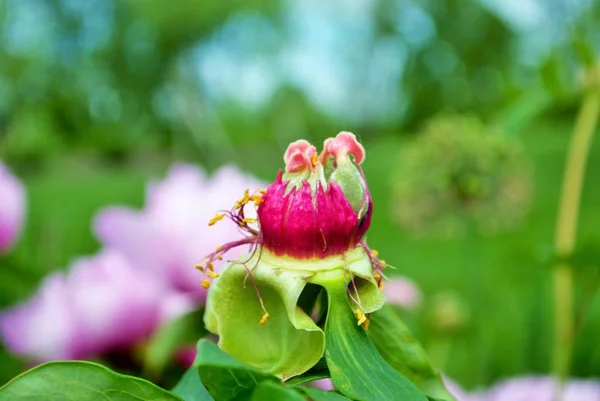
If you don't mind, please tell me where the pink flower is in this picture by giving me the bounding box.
[312,378,334,391]
[382,276,422,310]
[484,376,600,401]
[94,164,266,301]
[0,162,26,253]
[0,250,190,362]
[258,133,372,259]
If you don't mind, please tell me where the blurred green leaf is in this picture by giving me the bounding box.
[284,358,330,386]
[0,361,181,400]
[172,368,213,401]
[195,339,279,401]
[250,381,305,401]
[368,305,456,401]
[144,309,207,375]
[324,283,427,401]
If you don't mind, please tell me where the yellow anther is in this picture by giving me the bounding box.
[259,189,267,194]
[195,264,205,272]
[380,259,387,268]
[311,151,318,166]
[355,309,367,326]
[243,217,257,224]
[207,271,220,279]
[201,279,211,289]
[209,213,226,226]
[259,312,270,325]
[363,318,370,331]
[216,245,222,252]
[217,255,223,261]
[206,262,215,271]
[378,281,384,290]
[235,189,250,210]
[374,272,381,281]
[371,249,379,258]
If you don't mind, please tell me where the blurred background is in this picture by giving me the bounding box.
[1,0,599,392]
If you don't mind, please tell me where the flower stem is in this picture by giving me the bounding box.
[552,89,600,390]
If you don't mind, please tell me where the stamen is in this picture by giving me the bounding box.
[371,249,379,258]
[243,217,257,224]
[259,312,270,325]
[342,256,362,308]
[208,213,226,226]
[258,189,266,194]
[201,279,211,289]
[216,245,222,252]
[207,271,220,279]
[355,309,367,326]
[195,264,204,272]
[311,151,318,167]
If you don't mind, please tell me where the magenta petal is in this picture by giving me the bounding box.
[258,172,365,259]
[0,162,26,253]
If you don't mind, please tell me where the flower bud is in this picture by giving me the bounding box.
[258,132,372,259]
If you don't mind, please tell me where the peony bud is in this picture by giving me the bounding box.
[258,132,371,259]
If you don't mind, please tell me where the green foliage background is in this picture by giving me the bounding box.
[1,0,599,391]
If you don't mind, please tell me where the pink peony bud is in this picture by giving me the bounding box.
[258,132,372,259]
[0,162,26,253]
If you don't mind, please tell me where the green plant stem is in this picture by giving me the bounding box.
[552,90,600,390]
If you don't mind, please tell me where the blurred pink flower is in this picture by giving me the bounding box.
[312,378,334,391]
[484,376,600,401]
[0,250,191,362]
[443,376,484,401]
[383,275,422,309]
[93,164,266,302]
[0,162,26,253]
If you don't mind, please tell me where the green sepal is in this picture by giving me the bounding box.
[204,247,384,379]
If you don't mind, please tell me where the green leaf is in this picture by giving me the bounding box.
[301,388,352,401]
[323,282,427,401]
[172,368,213,401]
[250,381,305,401]
[144,309,207,376]
[284,358,330,387]
[195,339,279,401]
[368,306,456,401]
[204,258,325,379]
[0,361,182,401]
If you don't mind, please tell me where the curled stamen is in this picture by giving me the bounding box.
[209,213,226,226]
[359,240,385,289]
[202,187,269,324]
[342,256,362,308]
[355,309,370,330]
